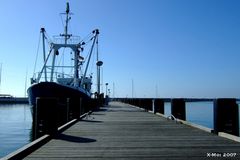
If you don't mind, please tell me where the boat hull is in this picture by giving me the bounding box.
[27,82,91,106]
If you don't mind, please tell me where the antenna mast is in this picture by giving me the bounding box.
[41,28,47,81]
[60,2,72,44]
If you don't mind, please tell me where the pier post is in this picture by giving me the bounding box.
[136,98,140,107]
[66,98,70,121]
[35,97,58,139]
[81,98,86,113]
[84,98,91,112]
[90,98,98,110]
[105,95,109,105]
[57,100,68,126]
[74,98,82,119]
[99,93,104,108]
[67,97,82,120]
[133,98,137,106]
[147,99,152,111]
[214,98,239,136]
[152,99,155,113]
[171,98,186,120]
[155,99,164,114]
[141,98,152,111]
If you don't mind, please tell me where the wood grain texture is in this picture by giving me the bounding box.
[24,102,240,160]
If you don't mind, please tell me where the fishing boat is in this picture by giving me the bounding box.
[28,3,102,107]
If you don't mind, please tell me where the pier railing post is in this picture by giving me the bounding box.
[80,98,85,115]
[105,95,109,105]
[141,98,152,111]
[66,98,71,121]
[214,98,239,136]
[171,98,186,120]
[79,97,82,117]
[152,99,155,113]
[35,97,58,139]
[68,98,73,120]
[155,99,164,114]
[73,98,81,119]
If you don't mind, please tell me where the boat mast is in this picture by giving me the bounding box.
[50,49,57,82]
[61,2,71,45]
[41,28,47,81]
[63,2,79,86]
[59,2,80,87]
[81,29,99,87]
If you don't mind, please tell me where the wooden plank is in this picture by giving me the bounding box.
[24,102,240,160]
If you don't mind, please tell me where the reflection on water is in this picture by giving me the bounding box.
[0,103,32,158]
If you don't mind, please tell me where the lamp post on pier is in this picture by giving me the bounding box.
[96,61,103,96]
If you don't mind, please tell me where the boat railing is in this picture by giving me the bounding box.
[33,71,75,83]
[52,35,81,44]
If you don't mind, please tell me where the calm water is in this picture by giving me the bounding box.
[165,101,214,128]
[0,104,32,158]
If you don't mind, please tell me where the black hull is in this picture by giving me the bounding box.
[27,82,91,106]
[28,82,91,140]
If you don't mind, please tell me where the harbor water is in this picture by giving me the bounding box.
[0,103,32,158]
[0,101,239,158]
[164,101,213,129]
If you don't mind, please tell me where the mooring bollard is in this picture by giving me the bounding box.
[34,97,58,139]
[171,98,186,120]
[214,98,239,136]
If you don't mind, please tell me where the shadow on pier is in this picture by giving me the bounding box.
[55,133,96,143]
[81,119,103,123]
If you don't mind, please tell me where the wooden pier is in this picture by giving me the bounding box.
[5,101,240,159]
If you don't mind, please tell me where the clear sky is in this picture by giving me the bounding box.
[0,0,240,98]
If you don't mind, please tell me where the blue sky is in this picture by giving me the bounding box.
[0,0,240,98]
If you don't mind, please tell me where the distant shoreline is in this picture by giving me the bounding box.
[0,97,28,104]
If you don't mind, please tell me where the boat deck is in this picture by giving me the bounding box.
[23,101,240,159]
